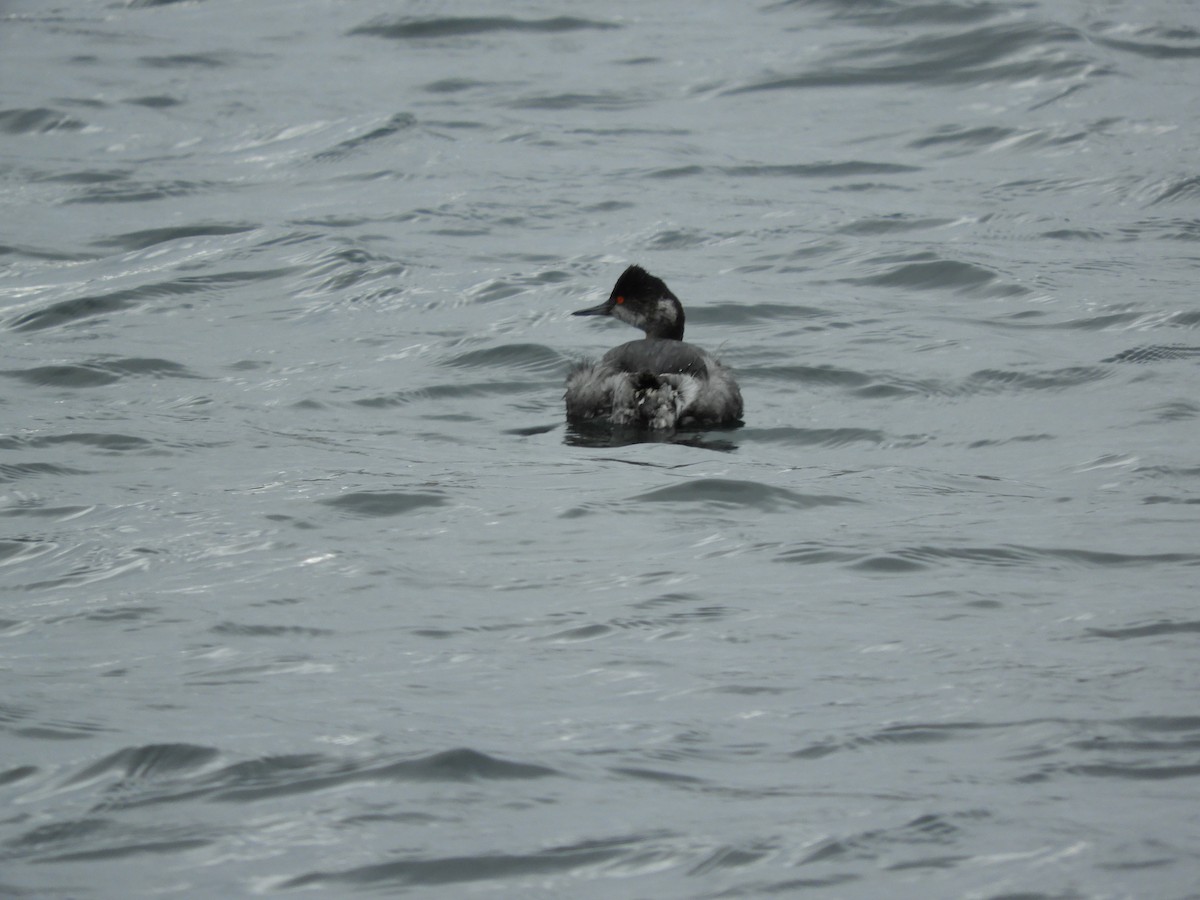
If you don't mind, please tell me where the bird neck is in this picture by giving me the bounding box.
[641,297,685,340]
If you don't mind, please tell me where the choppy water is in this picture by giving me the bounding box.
[3,0,1199,896]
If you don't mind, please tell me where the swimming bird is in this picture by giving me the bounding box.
[565,265,743,429]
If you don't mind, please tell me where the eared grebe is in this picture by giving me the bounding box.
[565,265,743,429]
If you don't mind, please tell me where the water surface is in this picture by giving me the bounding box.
[2,0,1199,896]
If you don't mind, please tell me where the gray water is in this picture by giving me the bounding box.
[3,0,1199,896]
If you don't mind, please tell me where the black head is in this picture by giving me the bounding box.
[572,265,686,341]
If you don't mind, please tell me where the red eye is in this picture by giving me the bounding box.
[615,296,624,305]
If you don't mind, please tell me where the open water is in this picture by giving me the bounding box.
[2,0,1199,897]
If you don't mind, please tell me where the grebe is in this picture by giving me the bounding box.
[565,265,742,429]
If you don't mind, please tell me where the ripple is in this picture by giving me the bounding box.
[354,381,535,408]
[749,364,871,387]
[0,765,38,786]
[210,622,335,638]
[7,293,137,332]
[979,309,1150,331]
[138,53,231,69]
[19,551,153,591]
[717,161,922,178]
[1104,345,1200,364]
[0,107,87,134]
[64,179,228,205]
[693,301,834,325]
[837,215,957,236]
[610,766,707,786]
[0,462,92,484]
[422,78,489,94]
[909,123,1086,155]
[0,539,58,567]
[442,343,566,374]
[7,269,295,331]
[27,747,557,833]
[630,479,858,510]
[778,0,1007,27]
[1091,24,1200,60]
[123,94,182,108]
[64,744,221,788]
[1,433,151,452]
[35,168,130,186]
[377,748,558,782]
[8,814,216,865]
[1085,620,1200,640]
[349,16,619,40]
[209,748,545,805]
[509,91,647,111]
[741,427,891,447]
[293,244,408,298]
[0,358,199,389]
[796,717,1200,796]
[1148,176,1200,205]
[0,504,91,520]
[92,223,258,252]
[317,491,448,517]
[964,366,1109,393]
[848,254,1027,297]
[32,835,214,864]
[0,542,58,571]
[1067,763,1200,780]
[283,843,622,890]
[313,112,418,161]
[792,813,969,870]
[777,543,1200,571]
[534,598,739,643]
[726,21,1100,92]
